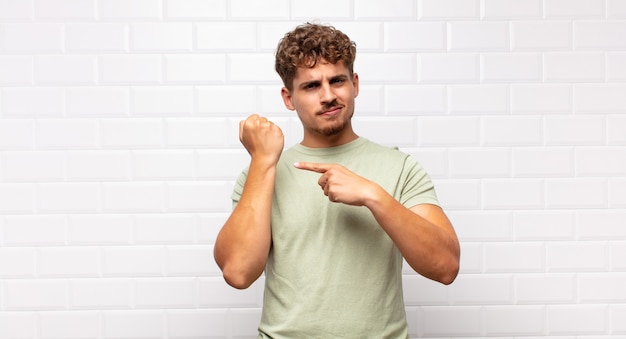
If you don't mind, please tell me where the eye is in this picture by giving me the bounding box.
[304,82,319,90]
[330,78,346,85]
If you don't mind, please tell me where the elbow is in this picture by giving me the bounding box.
[223,270,254,290]
[439,252,460,285]
[439,261,459,285]
[220,263,261,290]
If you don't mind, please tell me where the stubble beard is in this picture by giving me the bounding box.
[314,110,353,136]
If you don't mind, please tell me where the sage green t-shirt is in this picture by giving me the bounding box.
[231,137,439,339]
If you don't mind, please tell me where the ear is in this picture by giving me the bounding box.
[352,73,359,98]
[281,87,296,111]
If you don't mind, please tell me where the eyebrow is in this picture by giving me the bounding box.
[298,74,349,89]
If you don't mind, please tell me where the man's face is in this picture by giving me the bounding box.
[281,60,359,146]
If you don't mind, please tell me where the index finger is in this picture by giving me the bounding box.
[293,162,330,173]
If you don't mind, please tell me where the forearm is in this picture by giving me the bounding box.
[364,185,460,285]
[214,159,275,289]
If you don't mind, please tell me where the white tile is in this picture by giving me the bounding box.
[0,0,33,19]
[168,310,229,338]
[386,85,446,114]
[0,56,33,85]
[101,55,161,84]
[546,178,607,209]
[132,150,195,179]
[5,280,68,310]
[0,23,64,52]
[131,23,192,51]
[135,278,196,308]
[546,241,609,272]
[511,84,572,114]
[419,0,479,19]
[2,151,65,181]
[70,280,132,309]
[166,182,232,212]
[418,117,480,146]
[547,304,608,334]
[544,0,605,18]
[197,86,257,114]
[607,52,626,81]
[484,242,544,272]
[67,87,129,117]
[482,0,542,19]
[513,210,576,240]
[512,147,574,177]
[135,214,196,244]
[164,54,226,83]
[355,53,417,83]
[0,248,36,278]
[544,115,605,145]
[165,0,226,19]
[165,118,229,147]
[38,247,100,278]
[578,209,626,239]
[448,22,509,51]
[37,119,99,149]
[131,86,194,115]
[608,0,626,18]
[3,215,66,245]
[576,147,626,176]
[574,21,626,49]
[103,310,164,338]
[482,179,544,209]
[293,0,352,19]
[515,273,576,303]
[103,247,164,276]
[484,306,545,335]
[35,56,97,84]
[448,148,511,178]
[100,118,164,148]
[35,0,97,20]
[0,312,37,339]
[196,22,257,51]
[101,0,161,19]
[2,88,64,117]
[229,0,289,18]
[418,54,479,83]
[451,274,513,304]
[481,116,543,146]
[543,52,605,82]
[37,183,99,212]
[481,53,541,82]
[575,83,626,113]
[66,151,130,180]
[512,21,572,50]
[102,182,164,212]
[66,23,128,51]
[0,120,34,149]
[385,22,446,51]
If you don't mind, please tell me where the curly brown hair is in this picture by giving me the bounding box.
[275,23,357,91]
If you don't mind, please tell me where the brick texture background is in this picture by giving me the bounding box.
[1,0,625,338]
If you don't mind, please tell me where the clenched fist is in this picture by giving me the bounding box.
[239,114,284,166]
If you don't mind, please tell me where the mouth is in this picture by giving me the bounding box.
[318,106,342,116]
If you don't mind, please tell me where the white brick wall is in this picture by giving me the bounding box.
[0,0,624,338]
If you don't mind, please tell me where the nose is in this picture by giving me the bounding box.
[320,82,336,104]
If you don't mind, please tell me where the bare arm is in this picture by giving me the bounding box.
[294,162,460,285]
[214,115,284,289]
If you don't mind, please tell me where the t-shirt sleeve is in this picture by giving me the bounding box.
[231,167,249,207]
[399,155,440,208]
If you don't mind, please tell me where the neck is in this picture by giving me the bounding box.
[300,130,359,148]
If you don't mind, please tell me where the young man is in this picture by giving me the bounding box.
[214,23,460,338]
